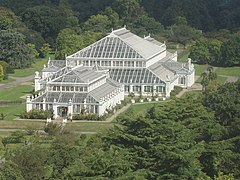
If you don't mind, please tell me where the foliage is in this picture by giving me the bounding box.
[72,113,102,121]
[10,145,50,180]
[0,7,18,30]
[0,64,3,81]
[20,109,53,119]
[83,14,111,33]
[200,66,217,91]
[55,28,102,59]
[168,17,202,46]
[0,161,24,180]
[0,112,6,120]
[47,134,80,178]
[20,5,78,45]
[170,86,183,98]
[204,80,240,127]
[0,60,14,79]
[2,131,26,147]
[0,30,33,68]
[28,43,39,58]
[40,43,51,58]
[219,33,240,66]
[44,122,62,136]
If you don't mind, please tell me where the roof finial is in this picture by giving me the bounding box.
[111,28,113,32]
[149,33,151,37]
[124,25,126,28]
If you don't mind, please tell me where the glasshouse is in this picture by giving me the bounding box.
[27,27,195,118]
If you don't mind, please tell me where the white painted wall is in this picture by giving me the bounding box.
[146,50,166,67]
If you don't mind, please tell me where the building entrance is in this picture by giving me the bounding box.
[58,106,68,117]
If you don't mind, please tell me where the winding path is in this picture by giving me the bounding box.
[0,75,34,90]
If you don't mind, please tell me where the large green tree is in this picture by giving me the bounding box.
[219,33,240,66]
[11,145,49,180]
[0,161,24,180]
[55,28,102,59]
[0,30,33,68]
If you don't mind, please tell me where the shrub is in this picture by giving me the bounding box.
[1,131,26,147]
[0,113,6,120]
[20,109,53,119]
[44,122,62,136]
[72,113,101,121]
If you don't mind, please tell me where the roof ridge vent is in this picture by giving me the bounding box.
[111,26,128,33]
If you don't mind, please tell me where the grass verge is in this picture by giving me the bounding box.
[215,67,240,78]
[9,54,54,77]
[0,85,33,101]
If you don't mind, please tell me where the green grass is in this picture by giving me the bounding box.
[178,51,190,62]
[9,55,54,77]
[0,120,45,129]
[0,104,26,120]
[217,76,228,84]
[0,78,15,84]
[0,85,33,120]
[194,64,208,76]
[131,101,171,115]
[0,85,33,101]
[65,122,114,133]
[215,67,240,78]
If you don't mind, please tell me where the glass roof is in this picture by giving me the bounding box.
[70,36,144,59]
[109,68,165,85]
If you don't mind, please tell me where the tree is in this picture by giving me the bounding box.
[0,61,14,79]
[168,16,202,47]
[101,7,122,29]
[220,33,240,66]
[21,5,76,45]
[44,122,62,136]
[190,38,211,64]
[0,161,24,180]
[11,145,49,180]
[40,43,51,58]
[0,64,3,81]
[132,15,164,36]
[113,0,146,24]
[48,134,80,178]
[0,30,33,68]
[0,7,18,30]
[204,80,240,127]
[55,28,102,59]
[28,43,39,58]
[83,14,111,33]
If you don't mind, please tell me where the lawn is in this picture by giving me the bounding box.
[0,78,15,84]
[9,54,54,77]
[178,51,190,63]
[217,76,228,84]
[0,104,26,120]
[130,101,171,115]
[215,67,240,78]
[0,85,33,120]
[0,120,45,129]
[194,64,208,76]
[0,85,33,101]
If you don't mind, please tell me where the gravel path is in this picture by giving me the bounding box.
[0,75,34,90]
[176,83,202,98]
